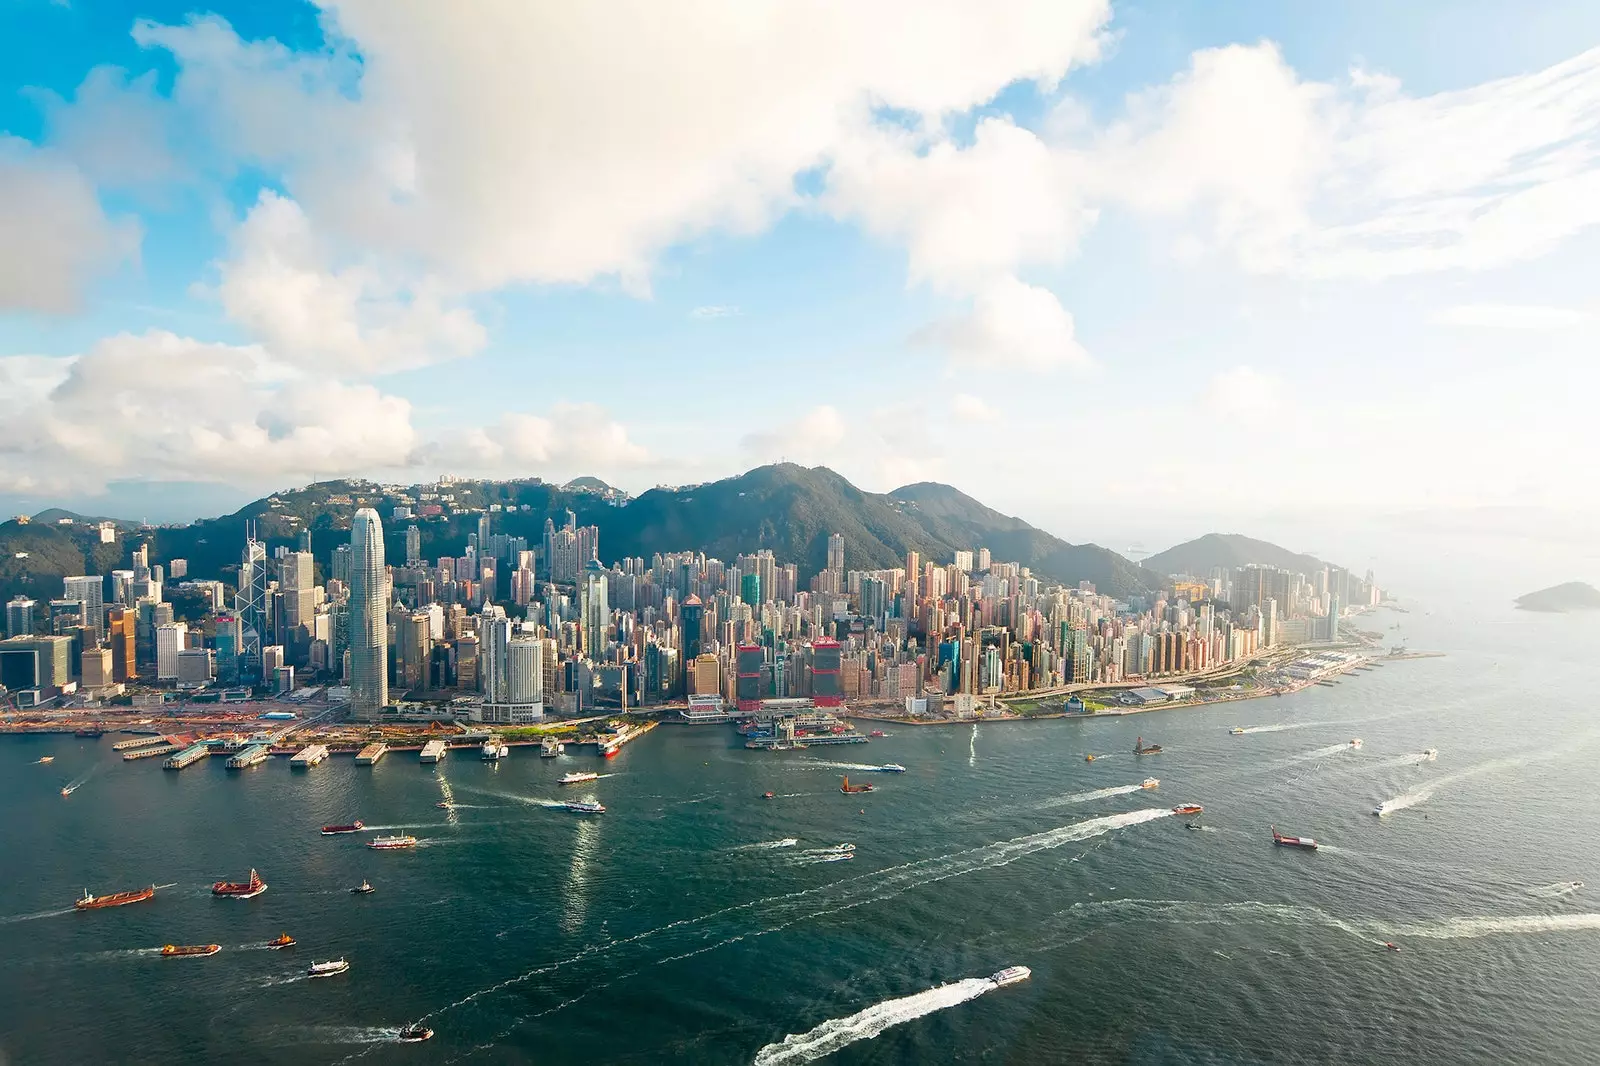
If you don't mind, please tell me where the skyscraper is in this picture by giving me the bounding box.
[235,529,267,683]
[680,594,704,661]
[348,508,389,719]
[827,533,845,573]
[62,575,104,643]
[6,596,34,638]
[405,524,422,565]
[582,559,609,660]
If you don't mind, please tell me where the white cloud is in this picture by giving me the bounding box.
[436,403,650,477]
[1206,365,1284,417]
[917,276,1089,371]
[0,136,140,313]
[740,405,849,462]
[950,393,999,422]
[213,190,485,374]
[1427,303,1588,329]
[32,66,180,187]
[690,305,741,320]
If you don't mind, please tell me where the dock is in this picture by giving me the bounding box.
[355,742,388,766]
[289,743,329,768]
[163,742,211,771]
[124,743,180,761]
[419,739,448,763]
[112,735,167,751]
[226,743,271,770]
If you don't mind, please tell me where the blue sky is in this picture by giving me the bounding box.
[2,1,1599,592]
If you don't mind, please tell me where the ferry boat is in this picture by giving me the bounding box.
[876,764,907,773]
[367,834,418,850]
[559,771,599,785]
[1141,777,1160,789]
[212,868,268,899]
[1135,737,1163,755]
[308,959,349,978]
[840,776,875,794]
[564,800,606,814]
[266,933,295,949]
[161,944,221,958]
[398,1025,434,1043]
[1171,804,1204,816]
[1271,826,1319,850]
[75,885,156,910]
[991,965,1032,987]
[1229,727,1246,735]
[320,821,365,835]
[350,880,375,894]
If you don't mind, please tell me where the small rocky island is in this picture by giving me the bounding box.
[1515,581,1600,613]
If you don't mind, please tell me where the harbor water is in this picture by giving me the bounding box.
[3,602,1599,1064]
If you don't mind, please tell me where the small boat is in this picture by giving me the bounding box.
[1420,748,1438,761]
[321,821,365,835]
[162,944,221,958]
[825,843,856,853]
[398,1025,434,1043]
[565,801,605,814]
[876,764,907,773]
[1084,754,1096,762]
[1229,727,1245,735]
[37,756,55,764]
[1373,803,1388,816]
[1135,737,1163,755]
[308,959,349,978]
[75,886,156,910]
[435,801,452,809]
[350,880,375,895]
[481,739,508,760]
[60,786,74,797]
[990,965,1031,987]
[1142,778,1160,789]
[762,791,775,800]
[1384,941,1400,951]
[367,834,418,850]
[1172,804,1204,816]
[840,776,875,794]
[559,771,599,785]
[1271,826,1319,850]
[540,737,563,757]
[266,933,296,949]
[1349,738,1363,748]
[212,869,268,899]
[1185,822,1203,830]
[869,730,886,738]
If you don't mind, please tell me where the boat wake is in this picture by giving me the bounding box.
[1039,783,1146,809]
[1236,721,1333,735]
[1374,751,1553,816]
[1283,743,1351,765]
[733,839,799,851]
[752,977,997,1065]
[799,760,881,772]
[1392,913,1600,940]
[790,852,855,865]
[436,772,459,826]
[296,1026,404,1045]
[1528,881,1585,899]
[0,906,76,925]
[969,723,978,767]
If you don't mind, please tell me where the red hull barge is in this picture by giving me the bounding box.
[212,868,267,899]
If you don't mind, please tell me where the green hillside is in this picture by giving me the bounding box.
[1142,532,1328,578]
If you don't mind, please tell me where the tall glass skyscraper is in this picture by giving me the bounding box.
[348,508,388,719]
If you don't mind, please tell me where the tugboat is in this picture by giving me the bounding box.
[161,944,221,958]
[1135,737,1163,755]
[350,880,375,895]
[398,1025,434,1043]
[266,933,296,949]
[1171,804,1204,817]
[75,885,156,910]
[308,958,350,978]
[840,776,875,794]
[320,821,365,835]
[212,868,268,899]
[1271,825,1319,850]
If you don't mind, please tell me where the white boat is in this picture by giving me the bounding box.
[559,771,599,785]
[875,764,907,773]
[540,737,563,757]
[1372,803,1388,816]
[367,833,418,850]
[565,801,605,814]
[991,965,1031,987]
[1141,777,1160,789]
[1421,748,1438,761]
[1229,727,1246,735]
[1349,738,1363,748]
[308,959,350,978]
[825,843,856,853]
[481,739,508,760]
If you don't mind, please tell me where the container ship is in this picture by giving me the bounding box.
[321,821,365,835]
[212,868,268,899]
[1135,737,1163,755]
[1271,826,1319,850]
[367,833,418,850]
[161,944,221,958]
[840,776,875,794]
[75,885,156,910]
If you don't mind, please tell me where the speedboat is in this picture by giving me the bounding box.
[266,933,296,949]
[762,791,775,800]
[1384,942,1400,951]
[308,959,350,978]
[1421,748,1438,761]
[1349,738,1363,748]
[398,1025,434,1043]
[869,730,886,738]
[1185,822,1203,830]
[37,756,54,764]
[825,843,856,853]
[435,801,453,809]
[351,880,375,894]
[1142,778,1160,789]
[1084,754,1096,762]
[876,764,907,773]
[991,965,1031,987]
[1229,727,1246,735]
[1372,804,1388,816]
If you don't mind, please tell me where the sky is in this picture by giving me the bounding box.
[2,1,1599,596]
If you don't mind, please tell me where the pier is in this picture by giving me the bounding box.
[355,742,388,766]
[112,735,167,751]
[596,720,658,757]
[419,739,448,763]
[124,743,180,761]
[163,742,211,771]
[226,743,271,770]
[289,743,329,768]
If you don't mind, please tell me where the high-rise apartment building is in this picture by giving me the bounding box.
[405,525,422,565]
[348,508,389,719]
[6,596,34,638]
[827,533,845,573]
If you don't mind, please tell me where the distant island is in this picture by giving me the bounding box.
[1515,582,1600,613]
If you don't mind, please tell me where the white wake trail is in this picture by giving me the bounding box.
[968,724,978,767]
[1039,783,1146,809]
[753,977,997,1065]
[733,839,799,851]
[799,760,880,772]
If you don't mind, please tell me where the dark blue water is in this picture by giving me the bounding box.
[4,603,1599,1064]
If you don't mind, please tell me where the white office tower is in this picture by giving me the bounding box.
[348,508,389,720]
[478,608,544,724]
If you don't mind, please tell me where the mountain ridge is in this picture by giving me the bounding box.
[1142,532,1328,578]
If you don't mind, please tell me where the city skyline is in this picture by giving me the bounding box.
[1,2,1598,586]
